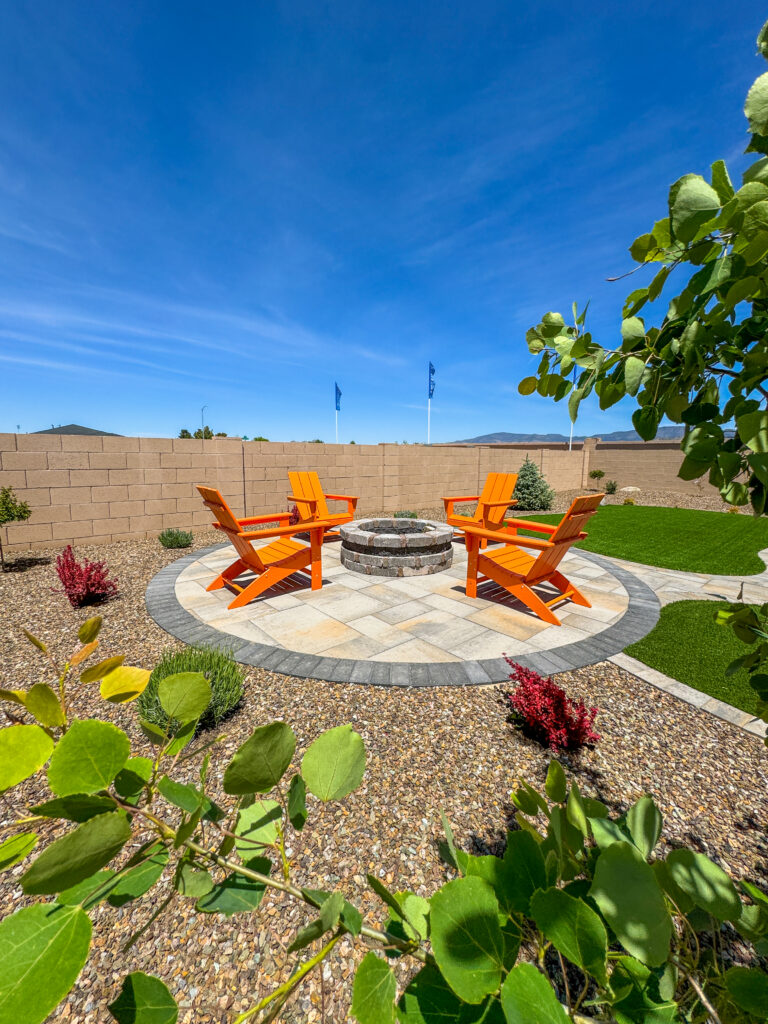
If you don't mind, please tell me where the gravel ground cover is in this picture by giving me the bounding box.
[1,520,767,1024]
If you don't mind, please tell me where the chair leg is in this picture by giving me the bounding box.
[207,558,248,592]
[550,570,591,608]
[466,537,479,599]
[508,582,562,626]
[310,531,322,590]
[227,564,299,609]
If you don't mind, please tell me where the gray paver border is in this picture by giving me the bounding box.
[146,543,661,687]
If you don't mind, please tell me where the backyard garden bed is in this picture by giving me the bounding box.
[1,532,767,1023]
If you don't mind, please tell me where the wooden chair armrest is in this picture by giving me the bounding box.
[286,495,318,506]
[238,520,333,541]
[443,494,479,504]
[479,499,517,509]
[463,524,553,550]
[325,493,358,502]
[240,512,291,526]
[502,517,557,534]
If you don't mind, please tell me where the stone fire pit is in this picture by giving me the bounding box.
[339,518,453,577]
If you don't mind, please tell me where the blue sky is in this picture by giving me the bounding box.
[0,2,762,442]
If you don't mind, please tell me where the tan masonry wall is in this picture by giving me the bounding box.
[0,433,717,553]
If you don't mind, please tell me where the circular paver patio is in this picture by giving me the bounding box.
[146,535,660,686]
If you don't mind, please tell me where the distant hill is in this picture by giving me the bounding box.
[453,426,686,444]
[33,423,122,436]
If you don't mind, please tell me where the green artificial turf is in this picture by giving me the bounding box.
[625,600,759,715]
[517,504,768,575]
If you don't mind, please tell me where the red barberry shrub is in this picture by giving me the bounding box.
[288,504,300,526]
[55,545,119,608]
[505,659,600,751]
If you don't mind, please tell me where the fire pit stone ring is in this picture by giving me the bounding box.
[339,518,453,577]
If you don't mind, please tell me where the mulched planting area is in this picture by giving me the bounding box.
[1,530,767,1024]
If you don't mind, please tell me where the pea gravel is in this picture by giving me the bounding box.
[0,526,766,1024]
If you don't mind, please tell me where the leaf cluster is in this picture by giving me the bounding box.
[518,21,768,518]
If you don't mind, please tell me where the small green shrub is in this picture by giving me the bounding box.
[394,510,418,518]
[513,456,554,511]
[138,646,244,732]
[589,468,605,482]
[158,528,194,549]
[623,496,636,505]
[728,505,741,514]
[605,479,618,494]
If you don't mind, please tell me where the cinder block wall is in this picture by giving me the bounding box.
[0,433,718,553]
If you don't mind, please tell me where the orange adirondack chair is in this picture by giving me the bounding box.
[443,472,518,547]
[196,486,331,609]
[463,493,604,625]
[287,471,358,540]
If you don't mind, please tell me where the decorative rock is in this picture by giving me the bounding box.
[619,486,641,493]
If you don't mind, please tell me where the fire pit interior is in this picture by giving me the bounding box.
[339,518,453,577]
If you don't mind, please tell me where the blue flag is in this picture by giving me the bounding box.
[335,382,342,411]
[428,362,435,399]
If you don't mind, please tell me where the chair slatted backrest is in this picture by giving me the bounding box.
[473,472,518,529]
[525,493,604,584]
[197,485,264,568]
[288,471,330,523]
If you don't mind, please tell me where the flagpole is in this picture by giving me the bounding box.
[335,409,339,445]
[427,398,431,445]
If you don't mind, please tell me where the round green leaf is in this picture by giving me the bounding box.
[235,799,282,854]
[0,833,38,872]
[223,721,296,795]
[21,812,131,895]
[500,962,569,1024]
[669,174,721,243]
[196,856,271,917]
[624,356,646,398]
[31,794,117,822]
[107,845,169,907]
[429,876,504,1004]
[665,849,741,922]
[47,720,130,796]
[530,887,608,985]
[725,966,768,1017]
[589,842,671,967]
[746,71,768,137]
[518,377,538,396]
[24,684,65,728]
[100,666,151,704]
[80,655,125,683]
[626,795,663,860]
[0,724,54,792]
[77,616,103,644]
[352,952,397,1024]
[157,672,211,724]
[301,724,365,802]
[0,904,91,1024]
[545,760,566,803]
[108,971,178,1024]
[175,863,213,899]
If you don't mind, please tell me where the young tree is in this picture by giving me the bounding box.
[178,428,192,438]
[518,21,768,734]
[519,21,768,517]
[513,456,554,510]
[0,485,31,568]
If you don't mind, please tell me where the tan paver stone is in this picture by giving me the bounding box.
[258,606,359,654]
[318,635,395,659]
[396,609,487,649]
[421,592,477,618]
[466,604,548,640]
[295,586,389,622]
[447,629,528,661]
[370,638,460,663]
[377,599,435,624]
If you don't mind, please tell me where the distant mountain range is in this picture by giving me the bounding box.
[453,427,686,444]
